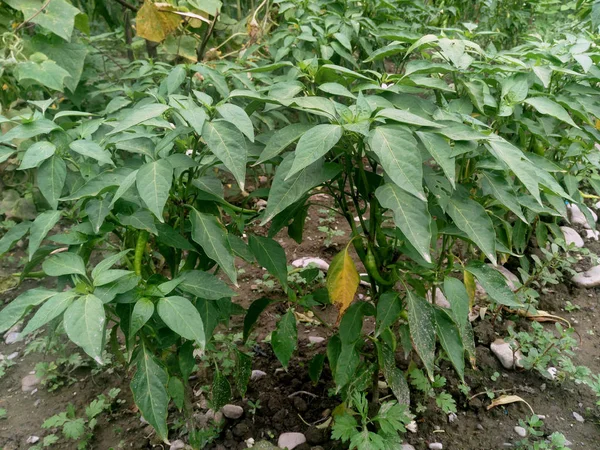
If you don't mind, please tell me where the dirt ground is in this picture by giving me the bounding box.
[0,204,599,449]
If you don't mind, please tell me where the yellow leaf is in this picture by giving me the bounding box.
[327,243,359,323]
[136,0,181,43]
[486,394,534,415]
[463,270,476,308]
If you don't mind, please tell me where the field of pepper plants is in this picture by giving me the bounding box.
[2,0,600,449]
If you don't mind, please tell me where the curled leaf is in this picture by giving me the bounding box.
[486,395,534,415]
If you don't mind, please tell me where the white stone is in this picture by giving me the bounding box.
[245,438,255,448]
[572,265,600,288]
[585,229,600,240]
[222,404,244,419]
[490,339,524,369]
[406,420,418,433]
[251,370,266,380]
[489,264,520,291]
[277,432,306,450]
[4,332,21,345]
[560,227,584,248]
[514,426,527,437]
[568,204,596,229]
[426,288,451,309]
[448,412,458,423]
[26,436,40,444]
[429,443,443,450]
[573,411,584,423]
[547,367,557,379]
[169,440,185,450]
[7,352,19,360]
[308,336,325,344]
[3,323,22,339]
[401,445,416,450]
[291,257,329,272]
[21,374,41,392]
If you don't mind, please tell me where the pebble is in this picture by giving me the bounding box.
[406,421,418,433]
[7,352,19,360]
[448,412,458,423]
[26,436,40,444]
[568,204,596,229]
[4,332,21,345]
[560,226,584,248]
[169,440,185,450]
[251,370,267,380]
[277,432,306,449]
[573,411,585,423]
[308,336,325,344]
[585,229,600,240]
[572,265,600,288]
[21,374,41,392]
[476,424,484,431]
[222,404,244,420]
[291,257,329,272]
[426,288,451,309]
[514,426,527,437]
[490,339,524,369]
[3,323,22,338]
[401,445,416,450]
[429,443,443,450]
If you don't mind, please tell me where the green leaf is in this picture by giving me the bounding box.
[157,296,205,349]
[318,82,356,99]
[22,291,78,336]
[91,250,131,279]
[42,252,86,277]
[480,172,527,223]
[376,183,432,263]
[14,61,70,91]
[368,125,424,200]
[166,65,186,94]
[119,211,158,235]
[0,119,58,144]
[177,270,236,300]
[216,104,254,142]
[465,260,523,308]
[131,345,169,443]
[447,195,497,265]
[0,146,15,163]
[28,210,61,261]
[339,302,373,345]
[406,290,436,380]
[434,308,465,382]
[0,221,31,256]
[271,309,297,369]
[376,108,442,128]
[378,342,410,405]
[168,377,185,411]
[190,208,237,284]
[63,294,106,364]
[248,235,288,290]
[211,370,231,411]
[525,97,578,128]
[136,160,173,222]
[286,124,343,179]
[109,170,138,208]
[261,154,340,225]
[443,278,476,366]
[309,353,325,384]
[38,155,66,210]
[416,132,455,188]
[334,342,360,389]
[375,292,403,337]
[69,140,114,166]
[0,289,57,334]
[86,198,111,233]
[234,350,252,397]
[93,269,133,286]
[243,297,273,342]
[5,0,80,41]
[107,104,170,136]
[19,142,56,170]
[203,120,248,191]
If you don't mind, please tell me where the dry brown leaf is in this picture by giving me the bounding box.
[486,395,534,414]
[136,1,181,43]
[516,309,571,327]
[326,242,359,323]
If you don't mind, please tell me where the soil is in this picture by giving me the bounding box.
[1,204,600,449]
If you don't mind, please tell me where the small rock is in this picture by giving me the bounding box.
[573,411,584,423]
[560,227,584,248]
[378,380,388,390]
[291,257,329,272]
[401,445,416,450]
[448,412,458,423]
[305,426,327,445]
[308,336,325,344]
[222,404,244,420]
[245,437,255,448]
[4,332,21,345]
[514,426,527,437]
[585,229,600,240]
[429,443,443,450]
[278,432,307,450]
[572,265,600,288]
[568,204,596,229]
[26,436,40,444]
[169,440,185,450]
[7,352,19,360]
[476,424,484,431]
[426,288,451,309]
[490,339,524,369]
[21,374,41,392]
[251,370,267,380]
[233,422,250,438]
[321,409,331,418]
[293,396,308,413]
[406,420,417,433]
[3,323,22,338]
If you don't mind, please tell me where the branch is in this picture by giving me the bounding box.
[15,0,51,32]
[197,11,219,61]
[114,0,138,12]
